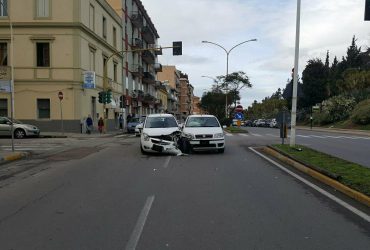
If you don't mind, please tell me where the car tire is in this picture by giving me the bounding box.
[14,129,26,139]
[218,148,225,153]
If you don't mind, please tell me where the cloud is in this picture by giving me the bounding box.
[141,0,370,106]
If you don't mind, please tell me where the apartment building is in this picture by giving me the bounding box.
[192,96,201,114]
[107,0,162,119]
[179,72,194,121]
[157,65,180,119]
[0,0,123,132]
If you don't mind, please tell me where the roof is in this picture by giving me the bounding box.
[187,114,216,118]
[147,113,175,118]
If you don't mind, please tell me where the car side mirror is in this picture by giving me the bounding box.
[6,121,12,125]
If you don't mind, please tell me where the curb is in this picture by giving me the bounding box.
[297,126,370,137]
[262,146,370,208]
[0,152,31,165]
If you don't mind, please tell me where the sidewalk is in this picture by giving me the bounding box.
[297,126,370,137]
[0,130,127,166]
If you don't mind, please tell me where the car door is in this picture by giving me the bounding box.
[0,117,11,136]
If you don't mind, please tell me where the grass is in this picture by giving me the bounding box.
[272,144,370,196]
[224,126,248,133]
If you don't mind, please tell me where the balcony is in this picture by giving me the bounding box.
[154,81,162,89]
[132,90,144,100]
[143,71,155,84]
[142,26,155,44]
[131,38,143,50]
[131,12,143,28]
[154,63,162,72]
[143,93,156,104]
[131,64,144,77]
[142,50,155,64]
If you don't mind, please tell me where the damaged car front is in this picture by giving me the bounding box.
[140,114,182,155]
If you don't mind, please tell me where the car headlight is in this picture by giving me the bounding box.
[182,132,194,140]
[214,133,224,139]
[143,133,150,141]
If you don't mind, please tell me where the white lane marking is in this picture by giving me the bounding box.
[297,135,311,138]
[248,147,370,223]
[250,133,262,137]
[266,133,279,138]
[310,135,326,138]
[240,134,249,137]
[163,156,171,168]
[125,195,155,250]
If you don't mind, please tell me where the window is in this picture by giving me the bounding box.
[89,48,95,71]
[37,99,50,119]
[113,62,117,82]
[102,16,107,39]
[0,0,7,17]
[0,42,7,66]
[36,42,50,67]
[113,27,117,47]
[36,0,50,17]
[89,4,95,31]
[0,98,7,116]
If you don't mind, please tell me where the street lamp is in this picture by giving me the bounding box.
[202,39,257,118]
[0,2,15,151]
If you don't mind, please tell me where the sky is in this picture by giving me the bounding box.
[141,0,370,108]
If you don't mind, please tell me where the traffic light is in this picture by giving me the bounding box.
[365,0,370,21]
[98,91,103,103]
[119,95,125,108]
[173,41,182,56]
[106,90,112,104]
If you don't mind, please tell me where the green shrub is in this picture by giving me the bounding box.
[321,95,356,123]
[351,99,370,125]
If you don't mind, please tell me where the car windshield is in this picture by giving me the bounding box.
[129,118,140,123]
[145,116,178,128]
[185,117,220,127]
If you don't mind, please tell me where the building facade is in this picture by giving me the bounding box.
[107,0,162,120]
[179,72,194,121]
[157,65,180,119]
[0,0,123,132]
[192,96,201,114]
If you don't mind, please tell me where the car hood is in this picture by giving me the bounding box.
[183,127,223,134]
[143,127,180,136]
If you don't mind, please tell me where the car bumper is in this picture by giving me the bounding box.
[188,138,225,151]
[141,137,178,153]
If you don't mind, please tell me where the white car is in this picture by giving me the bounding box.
[140,114,181,154]
[135,123,143,136]
[181,115,225,153]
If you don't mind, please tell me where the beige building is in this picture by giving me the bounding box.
[157,65,180,119]
[179,72,194,121]
[192,96,201,114]
[0,0,123,132]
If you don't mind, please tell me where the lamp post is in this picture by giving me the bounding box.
[201,75,221,92]
[290,0,301,147]
[0,2,15,151]
[202,39,257,118]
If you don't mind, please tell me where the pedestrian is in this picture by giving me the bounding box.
[119,115,123,130]
[98,117,104,134]
[127,113,132,122]
[86,115,93,134]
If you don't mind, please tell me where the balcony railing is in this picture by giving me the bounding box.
[131,12,143,28]
[143,71,155,84]
[131,64,144,77]
[143,93,156,104]
[142,26,155,44]
[131,38,143,49]
[142,50,155,64]
[132,90,144,99]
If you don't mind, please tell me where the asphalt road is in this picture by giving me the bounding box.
[0,134,369,249]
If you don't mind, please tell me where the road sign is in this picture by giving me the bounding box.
[235,105,243,113]
[83,71,96,89]
[58,91,63,100]
[234,112,244,120]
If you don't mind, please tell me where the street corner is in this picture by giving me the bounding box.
[0,151,31,165]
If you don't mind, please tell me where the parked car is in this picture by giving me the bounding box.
[140,114,181,154]
[244,120,253,127]
[269,118,278,128]
[135,123,143,136]
[255,119,266,127]
[181,115,225,153]
[0,117,40,139]
[127,116,146,133]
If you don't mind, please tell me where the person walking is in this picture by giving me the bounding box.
[98,117,104,134]
[86,115,93,134]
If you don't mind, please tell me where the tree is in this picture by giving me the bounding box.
[199,91,227,120]
[282,78,303,109]
[345,36,361,69]
[301,58,328,108]
[217,71,252,107]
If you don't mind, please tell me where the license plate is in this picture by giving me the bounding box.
[200,140,209,145]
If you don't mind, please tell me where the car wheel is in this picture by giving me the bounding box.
[218,148,225,154]
[14,129,26,139]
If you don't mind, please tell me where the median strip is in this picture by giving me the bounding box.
[262,145,370,207]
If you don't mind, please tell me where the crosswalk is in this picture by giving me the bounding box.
[224,132,370,141]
